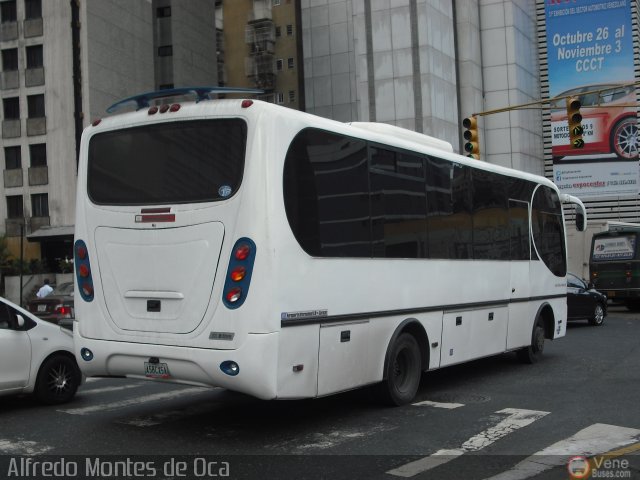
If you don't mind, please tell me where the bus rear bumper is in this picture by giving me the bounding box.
[74,330,279,400]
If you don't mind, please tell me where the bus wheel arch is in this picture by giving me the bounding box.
[517,304,554,364]
[378,319,428,406]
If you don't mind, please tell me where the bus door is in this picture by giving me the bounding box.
[506,199,532,350]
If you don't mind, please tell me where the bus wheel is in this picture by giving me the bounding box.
[378,333,421,406]
[625,300,640,312]
[517,319,545,364]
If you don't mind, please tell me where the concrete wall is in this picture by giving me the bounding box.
[83,0,155,120]
[479,0,544,174]
[171,0,218,87]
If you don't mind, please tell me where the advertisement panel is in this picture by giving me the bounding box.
[545,0,638,198]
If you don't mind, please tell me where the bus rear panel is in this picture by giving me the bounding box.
[590,229,640,310]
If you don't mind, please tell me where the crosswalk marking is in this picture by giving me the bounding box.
[0,439,53,455]
[387,408,550,478]
[412,400,465,409]
[58,387,211,415]
[481,423,640,480]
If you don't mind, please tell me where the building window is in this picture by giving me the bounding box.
[1,48,18,70]
[156,6,171,18]
[4,146,20,169]
[276,92,284,104]
[275,26,281,38]
[289,90,295,103]
[158,45,173,57]
[0,1,17,23]
[3,97,19,120]
[273,0,281,5]
[159,83,174,90]
[286,24,293,36]
[24,0,42,20]
[276,58,283,71]
[29,143,46,167]
[287,57,294,69]
[26,45,43,68]
[6,195,23,219]
[27,94,45,118]
[31,193,48,217]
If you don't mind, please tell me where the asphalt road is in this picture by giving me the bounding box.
[1,306,639,480]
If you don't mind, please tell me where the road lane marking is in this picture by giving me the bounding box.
[0,439,53,455]
[80,384,144,395]
[481,423,640,480]
[387,408,550,477]
[412,400,465,409]
[58,387,211,415]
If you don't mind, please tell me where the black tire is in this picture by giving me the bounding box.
[378,333,422,406]
[588,303,605,326]
[34,354,81,405]
[625,300,640,312]
[517,319,545,364]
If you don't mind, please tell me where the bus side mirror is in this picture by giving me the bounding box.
[560,194,587,232]
[15,314,25,329]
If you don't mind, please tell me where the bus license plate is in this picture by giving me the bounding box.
[37,304,47,312]
[607,291,615,297]
[144,362,170,378]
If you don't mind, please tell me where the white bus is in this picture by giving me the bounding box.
[73,87,587,405]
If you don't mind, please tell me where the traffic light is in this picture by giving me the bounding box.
[566,96,584,149]
[462,115,480,159]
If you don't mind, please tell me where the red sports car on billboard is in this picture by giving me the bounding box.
[551,83,637,160]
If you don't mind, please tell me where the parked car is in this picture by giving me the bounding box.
[567,273,608,326]
[551,82,637,160]
[0,296,82,404]
[27,282,75,326]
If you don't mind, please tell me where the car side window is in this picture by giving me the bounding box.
[0,302,13,329]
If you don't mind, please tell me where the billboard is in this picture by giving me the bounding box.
[545,0,638,198]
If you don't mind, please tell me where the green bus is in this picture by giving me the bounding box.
[590,224,640,311]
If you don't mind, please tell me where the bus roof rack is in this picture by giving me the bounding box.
[106,86,264,114]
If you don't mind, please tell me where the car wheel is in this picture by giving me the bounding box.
[377,333,422,406]
[34,354,81,405]
[517,318,545,364]
[588,303,605,326]
[610,117,638,159]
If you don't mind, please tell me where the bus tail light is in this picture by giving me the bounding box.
[222,238,256,309]
[74,240,94,302]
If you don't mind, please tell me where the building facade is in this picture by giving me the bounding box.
[0,0,217,269]
[0,0,638,278]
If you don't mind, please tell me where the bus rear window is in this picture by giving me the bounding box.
[592,234,637,261]
[88,119,247,205]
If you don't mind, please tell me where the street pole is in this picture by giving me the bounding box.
[19,222,23,307]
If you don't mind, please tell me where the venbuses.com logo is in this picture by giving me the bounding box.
[567,456,591,479]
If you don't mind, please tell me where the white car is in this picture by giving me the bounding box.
[0,296,81,404]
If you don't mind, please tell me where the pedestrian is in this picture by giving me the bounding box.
[36,278,54,298]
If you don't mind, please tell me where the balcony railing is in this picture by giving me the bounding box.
[4,168,23,188]
[28,166,48,186]
[2,119,21,138]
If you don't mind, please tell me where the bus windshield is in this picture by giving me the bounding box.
[87,119,247,205]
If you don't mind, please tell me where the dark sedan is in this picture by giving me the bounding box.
[567,273,607,326]
[27,282,75,326]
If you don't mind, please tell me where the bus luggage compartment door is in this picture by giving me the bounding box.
[317,320,374,396]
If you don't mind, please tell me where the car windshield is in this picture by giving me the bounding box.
[52,283,74,296]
